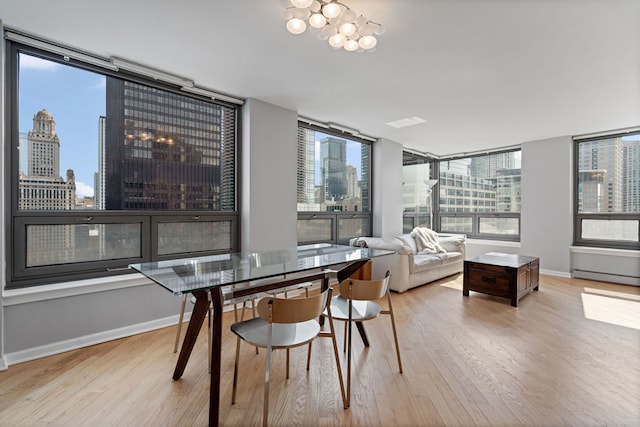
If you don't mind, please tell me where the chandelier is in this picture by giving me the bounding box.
[282,0,385,52]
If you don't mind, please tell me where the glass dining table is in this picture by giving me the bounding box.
[129,243,393,426]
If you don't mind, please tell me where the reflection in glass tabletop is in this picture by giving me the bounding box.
[129,244,392,295]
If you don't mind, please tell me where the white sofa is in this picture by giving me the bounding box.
[351,231,466,293]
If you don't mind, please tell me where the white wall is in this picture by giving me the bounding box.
[241,99,298,251]
[372,138,403,237]
[520,136,574,275]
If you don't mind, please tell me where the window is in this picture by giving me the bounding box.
[438,150,521,240]
[402,151,436,232]
[6,38,239,288]
[574,131,640,249]
[296,123,371,244]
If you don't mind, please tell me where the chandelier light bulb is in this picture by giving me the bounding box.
[286,18,307,34]
[339,22,356,36]
[344,39,359,51]
[328,33,346,48]
[322,2,342,19]
[290,0,313,8]
[309,13,327,28]
[358,35,377,49]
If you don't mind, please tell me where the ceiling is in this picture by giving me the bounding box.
[2,0,639,157]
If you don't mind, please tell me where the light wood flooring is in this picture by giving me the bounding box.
[1,274,639,426]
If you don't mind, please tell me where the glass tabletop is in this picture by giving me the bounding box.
[129,243,393,295]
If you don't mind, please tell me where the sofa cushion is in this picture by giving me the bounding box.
[412,252,463,273]
[412,254,443,272]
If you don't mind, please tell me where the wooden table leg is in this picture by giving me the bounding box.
[171,289,223,426]
[209,288,223,427]
[173,290,209,380]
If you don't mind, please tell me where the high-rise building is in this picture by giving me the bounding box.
[319,136,347,204]
[470,153,517,180]
[360,143,370,212]
[104,79,234,211]
[622,140,640,212]
[296,127,316,206]
[577,138,624,212]
[19,109,76,210]
[495,168,521,212]
[95,115,106,210]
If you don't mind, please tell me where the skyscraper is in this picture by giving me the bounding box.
[296,127,316,206]
[319,136,347,204]
[470,152,517,180]
[104,79,235,211]
[95,115,106,210]
[577,138,624,212]
[622,140,640,212]
[19,109,76,210]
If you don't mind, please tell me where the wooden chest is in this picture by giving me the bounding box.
[463,252,539,307]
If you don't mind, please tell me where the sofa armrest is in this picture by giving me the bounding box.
[438,234,466,255]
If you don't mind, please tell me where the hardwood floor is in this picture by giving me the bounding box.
[1,274,639,426]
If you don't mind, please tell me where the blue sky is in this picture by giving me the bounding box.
[19,53,105,198]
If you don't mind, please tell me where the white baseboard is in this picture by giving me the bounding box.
[541,269,571,278]
[2,299,250,368]
[3,312,191,368]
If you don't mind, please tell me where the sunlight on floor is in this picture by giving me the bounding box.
[441,281,462,291]
[581,288,640,330]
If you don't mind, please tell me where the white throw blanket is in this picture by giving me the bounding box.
[410,227,446,254]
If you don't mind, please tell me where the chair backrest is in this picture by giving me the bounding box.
[257,288,331,324]
[338,274,391,301]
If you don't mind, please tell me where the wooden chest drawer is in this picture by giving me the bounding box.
[466,267,512,294]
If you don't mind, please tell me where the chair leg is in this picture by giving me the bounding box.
[306,342,313,371]
[207,304,213,374]
[263,327,274,427]
[250,300,259,355]
[173,294,188,353]
[231,335,241,405]
[385,292,403,373]
[286,348,290,379]
[323,307,348,409]
[343,321,348,352]
[346,302,353,408]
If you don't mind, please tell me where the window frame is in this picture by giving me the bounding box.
[573,131,640,250]
[436,148,522,241]
[4,38,241,289]
[296,121,373,245]
[402,151,437,232]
